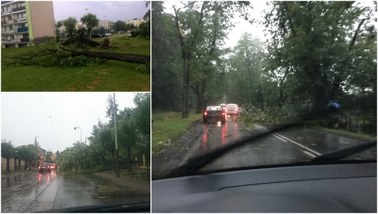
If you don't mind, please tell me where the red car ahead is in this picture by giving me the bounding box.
[203,106,226,124]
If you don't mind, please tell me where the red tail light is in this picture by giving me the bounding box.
[204,111,208,116]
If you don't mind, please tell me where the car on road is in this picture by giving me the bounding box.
[203,106,226,124]
[219,103,227,111]
[226,103,239,115]
[47,163,57,171]
[38,163,51,173]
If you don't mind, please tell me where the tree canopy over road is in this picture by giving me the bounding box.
[152,1,376,135]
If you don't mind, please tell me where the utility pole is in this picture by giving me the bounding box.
[113,93,120,177]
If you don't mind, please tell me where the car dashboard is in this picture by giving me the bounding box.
[152,162,376,212]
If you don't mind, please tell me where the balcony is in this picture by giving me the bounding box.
[3,30,15,34]
[17,27,28,32]
[1,10,11,15]
[12,6,26,12]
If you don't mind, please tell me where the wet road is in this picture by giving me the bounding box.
[153,115,376,177]
[1,171,149,212]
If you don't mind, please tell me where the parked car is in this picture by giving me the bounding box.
[92,34,104,38]
[38,163,51,173]
[203,106,226,124]
[226,103,239,115]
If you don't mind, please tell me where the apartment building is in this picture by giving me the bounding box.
[1,1,55,48]
[126,18,145,27]
[98,20,114,30]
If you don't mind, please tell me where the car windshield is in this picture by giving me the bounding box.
[1,92,150,212]
[152,1,377,179]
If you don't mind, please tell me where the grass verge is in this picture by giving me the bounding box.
[320,127,376,142]
[1,35,149,91]
[152,112,201,154]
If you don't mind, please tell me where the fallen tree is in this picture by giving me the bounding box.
[59,46,149,64]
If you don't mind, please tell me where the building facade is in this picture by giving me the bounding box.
[98,20,114,30]
[1,1,55,48]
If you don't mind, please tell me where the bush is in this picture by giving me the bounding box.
[130,29,141,37]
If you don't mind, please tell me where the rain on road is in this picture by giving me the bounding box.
[153,115,376,178]
[2,170,149,212]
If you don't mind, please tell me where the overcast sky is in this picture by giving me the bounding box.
[53,1,149,22]
[1,92,145,152]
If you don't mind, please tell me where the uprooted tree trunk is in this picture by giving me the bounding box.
[59,46,149,64]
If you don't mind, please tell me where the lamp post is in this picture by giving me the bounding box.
[34,136,39,146]
[74,126,82,143]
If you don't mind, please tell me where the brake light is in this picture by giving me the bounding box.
[204,111,208,116]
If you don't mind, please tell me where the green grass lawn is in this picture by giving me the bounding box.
[152,112,201,153]
[1,35,150,91]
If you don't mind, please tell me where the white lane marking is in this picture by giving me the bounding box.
[303,151,316,158]
[272,133,288,142]
[274,132,322,156]
[256,124,322,157]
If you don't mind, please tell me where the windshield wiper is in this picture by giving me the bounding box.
[166,121,303,178]
[164,105,375,178]
[311,141,376,163]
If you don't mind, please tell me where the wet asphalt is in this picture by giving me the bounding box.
[1,170,149,213]
[153,115,376,177]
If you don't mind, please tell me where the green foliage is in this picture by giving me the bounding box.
[130,29,141,37]
[1,139,14,159]
[263,1,376,134]
[152,2,182,111]
[58,93,150,173]
[113,20,128,33]
[63,17,77,37]
[81,13,100,38]
[138,22,150,38]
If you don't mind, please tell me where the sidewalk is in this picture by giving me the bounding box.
[94,168,150,194]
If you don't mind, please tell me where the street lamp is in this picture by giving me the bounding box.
[74,126,82,143]
[34,136,39,147]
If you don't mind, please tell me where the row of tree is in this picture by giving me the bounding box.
[152,1,376,135]
[56,10,150,40]
[1,140,55,171]
[56,93,150,173]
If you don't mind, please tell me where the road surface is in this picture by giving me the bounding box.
[153,115,376,178]
[1,170,149,213]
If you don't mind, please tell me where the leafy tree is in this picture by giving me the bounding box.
[171,1,251,117]
[226,33,264,109]
[113,20,127,33]
[16,144,39,169]
[1,139,14,171]
[45,151,53,163]
[139,22,149,38]
[152,2,182,111]
[261,1,376,132]
[81,13,99,38]
[63,17,77,38]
